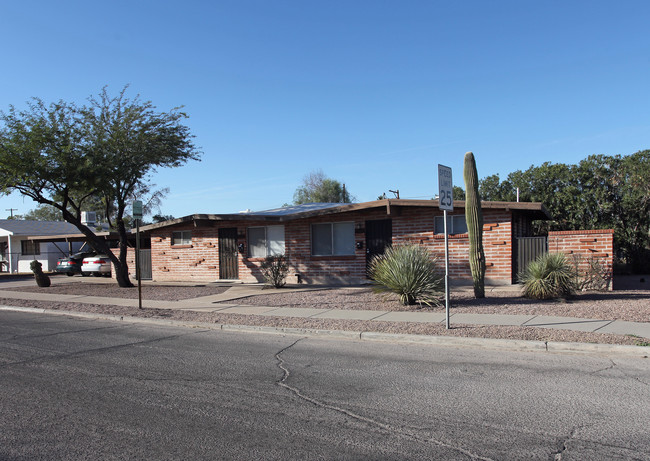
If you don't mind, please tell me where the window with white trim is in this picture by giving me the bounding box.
[248,225,285,257]
[172,231,192,245]
[434,215,468,235]
[21,240,40,256]
[311,222,355,256]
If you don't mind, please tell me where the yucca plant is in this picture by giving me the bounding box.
[520,252,577,300]
[368,244,443,306]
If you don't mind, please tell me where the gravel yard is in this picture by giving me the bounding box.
[10,282,230,301]
[229,287,650,323]
[1,280,649,346]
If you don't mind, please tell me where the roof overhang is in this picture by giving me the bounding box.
[140,199,551,231]
[27,231,126,243]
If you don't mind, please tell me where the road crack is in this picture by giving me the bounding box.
[590,359,616,375]
[275,338,494,461]
[552,426,583,460]
[4,324,124,342]
[0,329,210,368]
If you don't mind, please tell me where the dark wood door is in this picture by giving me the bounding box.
[219,227,239,279]
[365,219,392,272]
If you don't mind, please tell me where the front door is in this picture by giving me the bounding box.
[219,227,239,279]
[365,219,392,273]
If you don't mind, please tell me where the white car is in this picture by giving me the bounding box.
[81,255,112,277]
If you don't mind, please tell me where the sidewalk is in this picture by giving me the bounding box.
[0,279,648,340]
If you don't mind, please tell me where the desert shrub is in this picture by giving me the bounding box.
[520,252,576,300]
[368,244,443,306]
[571,254,612,291]
[260,255,289,288]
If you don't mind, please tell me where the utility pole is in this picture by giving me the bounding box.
[5,208,17,218]
[389,189,400,199]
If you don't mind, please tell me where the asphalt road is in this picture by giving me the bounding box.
[1,311,649,460]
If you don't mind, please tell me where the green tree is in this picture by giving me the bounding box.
[452,186,466,201]
[151,214,174,223]
[23,204,62,221]
[486,151,650,271]
[478,174,516,202]
[293,169,353,204]
[0,87,201,287]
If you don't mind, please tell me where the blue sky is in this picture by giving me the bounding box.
[1,1,649,219]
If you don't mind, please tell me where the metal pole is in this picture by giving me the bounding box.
[444,209,450,329]
[136,219,142,310]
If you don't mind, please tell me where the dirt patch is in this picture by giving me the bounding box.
[4,282,230,302]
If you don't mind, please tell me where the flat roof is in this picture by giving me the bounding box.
[140,199,551,231]
[28,231,124,243]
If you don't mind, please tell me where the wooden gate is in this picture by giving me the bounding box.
[365,219,392,274]
[514,236,547,281]
[219,227,239,280]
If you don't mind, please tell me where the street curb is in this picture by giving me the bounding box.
[1,305,648,358]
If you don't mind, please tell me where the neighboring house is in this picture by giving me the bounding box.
[138,199,614,286]
[0,220,83,273]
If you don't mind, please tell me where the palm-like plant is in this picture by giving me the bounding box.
[520,252,577,299]
[368,244,443,306]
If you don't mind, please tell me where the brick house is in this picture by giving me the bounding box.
[137,199,612,286]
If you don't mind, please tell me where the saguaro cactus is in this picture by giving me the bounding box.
[463,151,486,298]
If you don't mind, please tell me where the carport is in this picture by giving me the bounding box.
[29,230,153,280]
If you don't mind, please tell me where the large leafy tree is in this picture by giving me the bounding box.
[293,169,354,204]
[23,204,62,221]
[477,151,650,271]
[0,87,201,286]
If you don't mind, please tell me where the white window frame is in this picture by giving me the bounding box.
[434,215,468,235]
[311,222,355,256]
[172,230,192,246]
[247,225,285,258]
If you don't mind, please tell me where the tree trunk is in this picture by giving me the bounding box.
[61,209,134,288]
[112,259,133,288]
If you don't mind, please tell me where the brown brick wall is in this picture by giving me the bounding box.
[147,207,517,285]
[548,229,614,289]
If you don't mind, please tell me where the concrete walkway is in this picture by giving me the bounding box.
[0,278,648,340]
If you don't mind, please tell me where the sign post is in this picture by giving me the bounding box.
[438,165,453,329]
[133,200,143,310]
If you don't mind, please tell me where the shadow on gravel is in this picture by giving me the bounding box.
[0,282,231,302]
[452,290,650,307]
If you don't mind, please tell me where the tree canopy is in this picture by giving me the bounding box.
[21,204,62,221]
[293,170,354,204]
[0,86,201,286]
[476,151,650,272]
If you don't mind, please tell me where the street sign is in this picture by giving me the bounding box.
[132,200,143,309]
[438,164,453,211]
[132,200,143,220]
[437,164,453,329]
